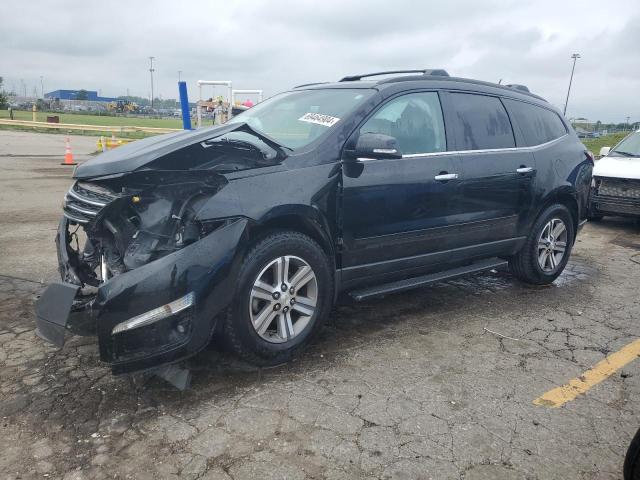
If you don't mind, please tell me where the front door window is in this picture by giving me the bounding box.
[359,92,446,155]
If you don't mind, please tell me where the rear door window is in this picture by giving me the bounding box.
[360,92,446,155]
[449,93,515,150]
[503,99,567,146]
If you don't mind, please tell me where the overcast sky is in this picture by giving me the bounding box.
[2,0,638,122]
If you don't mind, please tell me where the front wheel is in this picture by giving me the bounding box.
[222,231,333,366]
[509,204,574,285]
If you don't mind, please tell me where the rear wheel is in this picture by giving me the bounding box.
[222,231,333,366]
[509,204,574,285]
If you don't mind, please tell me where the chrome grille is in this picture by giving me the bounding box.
[597,178,640,199]
[63,182,116,224]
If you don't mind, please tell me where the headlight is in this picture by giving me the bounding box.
[112,292,195,335]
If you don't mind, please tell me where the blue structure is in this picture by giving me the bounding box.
[45,89,119,102]
[178,81,192,130]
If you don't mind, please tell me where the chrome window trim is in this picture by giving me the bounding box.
[401,133,569,159]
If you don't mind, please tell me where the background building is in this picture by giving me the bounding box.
[44,89,118,102]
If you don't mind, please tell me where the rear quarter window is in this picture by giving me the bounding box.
[448,93,515,150]
[503,99,567,147]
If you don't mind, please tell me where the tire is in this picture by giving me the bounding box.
[509,204,575,285]
[624,427,640,480]
[221,231,333,366]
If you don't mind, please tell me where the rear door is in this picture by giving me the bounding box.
[444,92,536,245]
[502,98,572,224]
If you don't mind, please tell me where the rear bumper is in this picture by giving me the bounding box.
[590,193,640,217]
[35,217,248,374]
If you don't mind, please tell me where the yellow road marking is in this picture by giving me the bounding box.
[534,338,640,408]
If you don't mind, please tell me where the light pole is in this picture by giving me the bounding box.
[149,56,155,109]
[176,71,183,107]
[563,53,580,116]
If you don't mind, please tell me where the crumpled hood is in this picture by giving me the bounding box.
[74,124,241,179]
[594,155,640,180]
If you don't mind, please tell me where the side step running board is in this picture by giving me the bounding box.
[349,258,508,302]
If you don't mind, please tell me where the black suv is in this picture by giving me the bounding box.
[36,69,593,384]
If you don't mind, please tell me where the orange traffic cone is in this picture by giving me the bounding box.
[61,137,77,166]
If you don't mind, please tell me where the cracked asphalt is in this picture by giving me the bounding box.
[1,132,640,479]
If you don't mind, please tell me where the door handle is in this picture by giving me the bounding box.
[434,173,459,181]
[516,167,534,174]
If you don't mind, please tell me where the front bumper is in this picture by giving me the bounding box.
[590,193,640,218]
[35,217,248,374]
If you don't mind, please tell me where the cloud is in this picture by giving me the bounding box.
[1,0,636,122]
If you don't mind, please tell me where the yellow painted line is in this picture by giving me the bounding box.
[533,338,640,408]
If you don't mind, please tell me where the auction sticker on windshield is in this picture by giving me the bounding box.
[298,113,340,127]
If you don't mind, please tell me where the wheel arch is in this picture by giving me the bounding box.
[535,187,579,242]
[248,205,337,265]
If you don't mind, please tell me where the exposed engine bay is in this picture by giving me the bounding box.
[59,124,284,287]
[62,172,227,286]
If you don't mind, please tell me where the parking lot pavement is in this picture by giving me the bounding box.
[0,131,98,282]
[0,130,98,157]
[1,139,640,479]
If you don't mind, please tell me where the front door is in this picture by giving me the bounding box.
[341,91,465,284]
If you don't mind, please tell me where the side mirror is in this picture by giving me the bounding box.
[352,133,402,160]
[599,146,611,157]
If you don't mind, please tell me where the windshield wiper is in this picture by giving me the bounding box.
[612,150,637,157]
[201,137,280,163]
[205,137,261,152]
[232,122,294,154]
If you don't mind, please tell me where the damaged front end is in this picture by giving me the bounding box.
[35,124,280,377]
[36,171,247,374]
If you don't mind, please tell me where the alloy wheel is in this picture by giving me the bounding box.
[537,218,568,272]
[249,255,318,343]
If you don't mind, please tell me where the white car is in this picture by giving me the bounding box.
[589,130,640,220]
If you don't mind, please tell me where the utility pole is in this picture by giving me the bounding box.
[627,116,631,131]
[563,53,580,116]
[40,76,44,98]
[149,56,155,109]
[20,79,26,97]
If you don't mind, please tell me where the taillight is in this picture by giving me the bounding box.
[586,150,595,162]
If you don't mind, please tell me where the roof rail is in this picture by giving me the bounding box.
[506,84,530,93]
[294,82,329,89]
[340,69,449,82]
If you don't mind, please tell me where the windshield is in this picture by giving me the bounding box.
[227,89,375,150]
[611,132,640,157]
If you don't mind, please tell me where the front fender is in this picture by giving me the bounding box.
[95,218,249,374]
